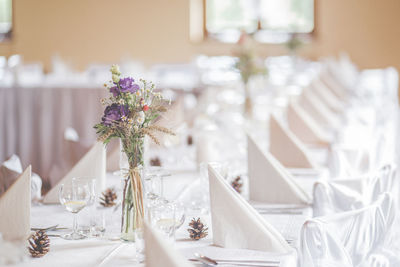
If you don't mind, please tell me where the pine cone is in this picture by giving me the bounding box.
[187,218,208,240]
[28,230,50,258]
[150,157,162,167]
[100,188,117,207]
[187,135,193,146]
[231,176,243,194]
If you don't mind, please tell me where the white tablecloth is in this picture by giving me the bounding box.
[13,171,316,267]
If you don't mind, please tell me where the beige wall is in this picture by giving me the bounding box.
[1,0,400,72]
[313,0,400,71]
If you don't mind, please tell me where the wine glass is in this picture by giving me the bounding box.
[59,178,90,240]
[144,166,171,200]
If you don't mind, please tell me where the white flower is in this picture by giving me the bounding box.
[121,115,127,121]
[153,92,162,99]
[103,81,113,89]
[110,64,121,75]
[136,90,141,96]
[136,111,145,125]
[133,125,138,131]
[112,74,120,83]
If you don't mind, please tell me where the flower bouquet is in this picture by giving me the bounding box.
[285,33,304,55]
[234,32,267,117]
[94,65,174,241]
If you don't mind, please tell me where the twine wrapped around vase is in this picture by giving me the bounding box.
[129,167,145,230]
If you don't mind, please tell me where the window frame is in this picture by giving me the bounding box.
[0,0,13,42]
[202,0,317,43]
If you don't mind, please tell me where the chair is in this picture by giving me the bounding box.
[313,165,397,217]
[301,193,395,267]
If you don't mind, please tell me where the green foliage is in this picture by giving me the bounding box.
[235,48,267,84]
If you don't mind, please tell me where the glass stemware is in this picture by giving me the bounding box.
[149,199,176,241]
[76,178,97,235]
[59,178,90,240]
[134,229,145,263]
[144,166,171,200]
[147,198,186,241]
[84,178,106,237]
[173,201,186,230]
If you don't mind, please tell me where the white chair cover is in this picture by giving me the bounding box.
[313,165,397,217]
[301,193,395,267]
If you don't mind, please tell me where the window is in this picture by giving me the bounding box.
[0,0,12,40]
[205,0,314,43]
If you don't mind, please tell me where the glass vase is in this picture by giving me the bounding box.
[120,137,145,241]
[244,82,253,117]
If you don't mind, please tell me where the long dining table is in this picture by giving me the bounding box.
[3,58,400,267]
[18,167,318,267]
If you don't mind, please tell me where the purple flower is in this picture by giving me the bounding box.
[110,86,119,97]
[101,104,130,126]
[119,77,140,93]
[109,77,140,96]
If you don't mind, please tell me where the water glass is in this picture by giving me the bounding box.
[148,199,177,242]
[134,229,145,263]
[76,178,97,235]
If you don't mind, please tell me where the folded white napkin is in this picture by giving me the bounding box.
[144,222,194,267]
[248,136,311,205]
[49,129,92,187]
[269,115,316,168]
[152,97,185,148]
[208,165,291,253]
[43,142,106,204]
[299,89,340,129]
[309,79,344,113]
[287,102,331,146]
[319,70,349,101]
[106,139,120,172]
[0,155,42,200]
[66,127,119,172]
[196,130,223,166]
[0,166,31,241]
[63,128,91,166]
[0,155,22,197]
